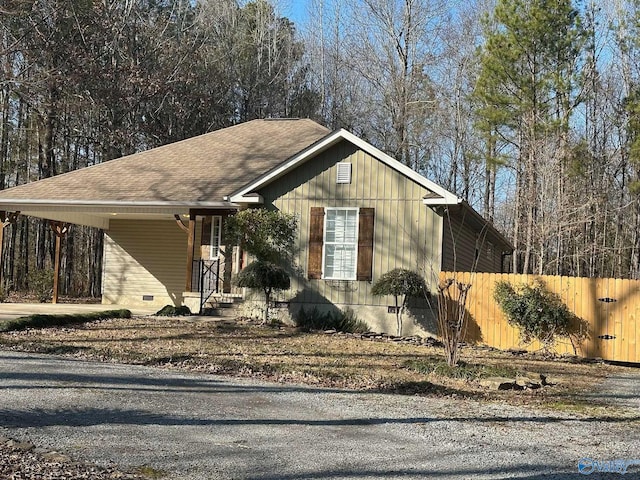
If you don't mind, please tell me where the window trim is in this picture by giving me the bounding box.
[322,207,359,280]
[209,215,222,259]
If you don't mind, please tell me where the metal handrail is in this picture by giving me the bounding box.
[192,259,220,313]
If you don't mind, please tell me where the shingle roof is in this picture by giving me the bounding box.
[0,119,331,204]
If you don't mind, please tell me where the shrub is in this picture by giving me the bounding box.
[156,305,191,316]
[294,306,369,334]
[28,269,54,303]
[494,280,573,348]
[225,209,297,264]
[437,277,472,367]
[371,268,426,336]
[0,309,131,332]
[235,260,290,323]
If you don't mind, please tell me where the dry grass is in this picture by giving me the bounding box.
[0,315,632,415]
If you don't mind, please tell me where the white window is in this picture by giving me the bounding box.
[323,208,358,279]
[210,216,222,258]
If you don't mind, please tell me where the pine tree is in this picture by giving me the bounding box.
[474,0,583,274]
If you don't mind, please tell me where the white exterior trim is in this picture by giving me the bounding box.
[322,207,359,281]
[423,197,462,206]
[229,128,462,205]
[0,200,239,229]
[209,215,222,258]
[0,199,235,209]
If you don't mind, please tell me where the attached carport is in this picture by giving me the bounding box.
[0,201,226,306]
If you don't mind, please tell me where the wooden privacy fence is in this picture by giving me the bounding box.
[439,272,640,363]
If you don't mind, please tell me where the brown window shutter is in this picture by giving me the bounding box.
[308,207,325,279]
[357,208,375,281]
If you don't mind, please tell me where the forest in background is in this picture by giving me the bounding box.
[2,0,640,298]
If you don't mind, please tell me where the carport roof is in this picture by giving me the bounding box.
[0,119,330,227]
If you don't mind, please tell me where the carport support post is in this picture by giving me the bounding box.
[0,211,18,290]
[49,221,69,304]
[185,212,196,292]
[0,211,5,289]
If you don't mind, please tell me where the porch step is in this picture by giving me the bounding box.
[201,295,243,317]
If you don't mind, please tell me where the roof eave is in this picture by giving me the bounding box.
[423,196,462,206]
[228,194,264,205]
[451,201,514,252]
[0,199,241,229]
[0,199,238,210]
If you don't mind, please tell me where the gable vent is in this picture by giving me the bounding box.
[336,162,352,184]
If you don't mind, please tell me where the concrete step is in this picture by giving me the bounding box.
[201,307,238,317]
[201,295,243,317]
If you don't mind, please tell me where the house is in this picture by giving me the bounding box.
[0,119,512,335]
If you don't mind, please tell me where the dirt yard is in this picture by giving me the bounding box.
[0,315,634,415]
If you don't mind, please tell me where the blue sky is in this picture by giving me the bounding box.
[280,0,311,27]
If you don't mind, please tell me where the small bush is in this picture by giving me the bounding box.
[28,269,54,303]
[0,286,7,303]
[494,280,573,347]
[295,306,369,333]
[0,309,132,332]
[371,269,426,298]
[156,305,191,316]
[371,268,426,336]
[235,260,291,323]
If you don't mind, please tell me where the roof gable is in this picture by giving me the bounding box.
[229,129,461,205]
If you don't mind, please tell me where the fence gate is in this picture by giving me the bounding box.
[439,272,640,363]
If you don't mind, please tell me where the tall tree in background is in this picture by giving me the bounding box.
[0,0,318,297]
[475,0,583,274]
[306,0,446,170]
[620,0,640,278]
[429,3,488,208]
[345,0,444,169]
[304,0,373,134]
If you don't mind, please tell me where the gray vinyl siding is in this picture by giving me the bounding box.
[103,219,200,308]
[259,141,443,308]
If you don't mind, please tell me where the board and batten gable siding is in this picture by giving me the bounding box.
[103,219,201,308]
[258,141,443,317]
[440,209,505,273]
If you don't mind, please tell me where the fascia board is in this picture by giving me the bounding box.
[20,211,111,229]
[0,200,241,229]
[0,199,234,209]
[423,197,462,206]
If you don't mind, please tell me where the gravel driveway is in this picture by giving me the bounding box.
[0,350,638,479]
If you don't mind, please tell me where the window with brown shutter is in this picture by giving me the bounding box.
[308,207,325,279]
[307,207,375,281]
[357,208,375,281]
